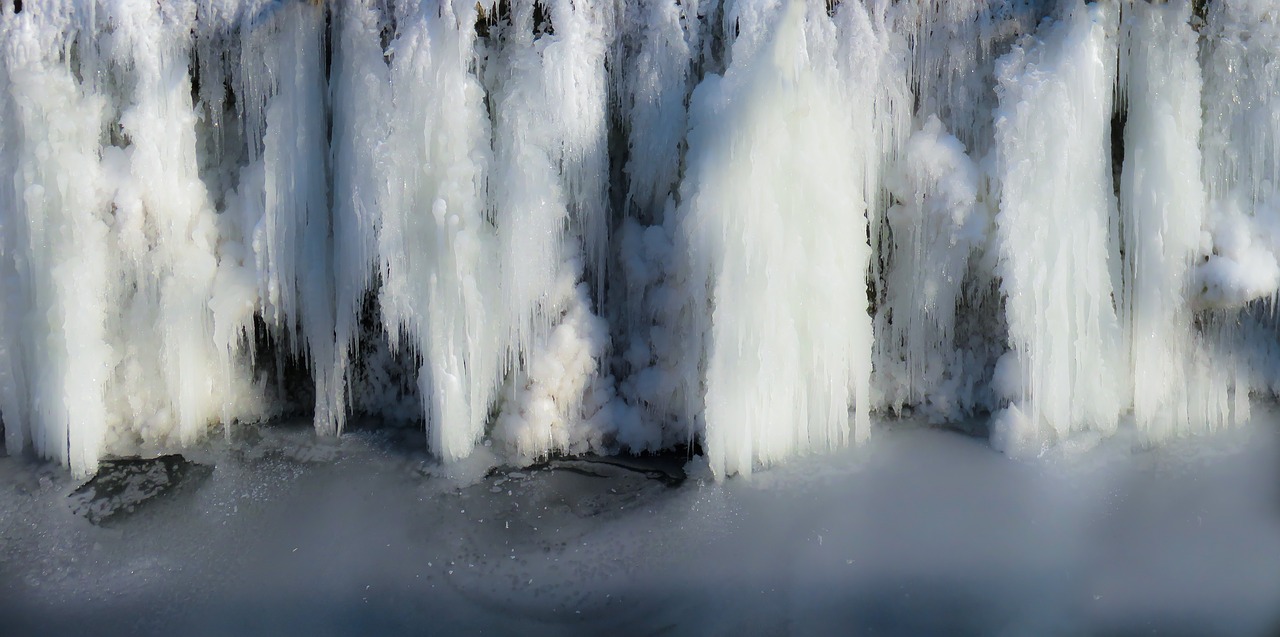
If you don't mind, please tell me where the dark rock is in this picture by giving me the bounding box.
[471,453,689,521]
[548,455,687,489]
[68,454,212,525]
[487,452,687,489]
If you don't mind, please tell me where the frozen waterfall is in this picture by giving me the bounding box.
[1,0,1278,478]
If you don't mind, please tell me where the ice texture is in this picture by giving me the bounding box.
[671,1,882,477]
[990,2,1126,455]
[1,0,1279,477]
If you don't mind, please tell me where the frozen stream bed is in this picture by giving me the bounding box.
[3,411,1279,637]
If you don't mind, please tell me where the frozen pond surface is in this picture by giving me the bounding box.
[3,411,1280,637]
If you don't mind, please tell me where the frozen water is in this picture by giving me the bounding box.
[990,2,1126,455]
[671,0,878,477]
[1,0,1280,482]
[2,412,1279,635]
[2,1,1277,631]
[1119,0,1239,442]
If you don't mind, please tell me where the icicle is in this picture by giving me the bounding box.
[674,0,875,478]
[1119,0,1232,442]
[379,0,502,460]
[876,115,988,419]
[1200,0,1280,212]
[541,0,612,292]
[327,0,389,437]
[0,4,114,476]
[990,1,1125,456]
[483,0,620,462]
[237,1,341,434]
[900,0,1049,155]
[622,0,692,224]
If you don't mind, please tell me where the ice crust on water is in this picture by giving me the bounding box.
[2,0,1280,478]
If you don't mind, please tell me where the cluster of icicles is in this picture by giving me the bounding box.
[1,0,1278,478]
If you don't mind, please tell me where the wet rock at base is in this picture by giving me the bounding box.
[68,454,213,525]
[545,455,686,489]
[544,456,685,518]
[473,453,689,521]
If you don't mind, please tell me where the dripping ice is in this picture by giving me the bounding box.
[1,0,1279,479]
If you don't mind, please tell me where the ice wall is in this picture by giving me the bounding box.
[872,0,1046,421]
[0,4,114,476]
[2,0,1279,478]
[989,2,1127,455]
[1197,0,1280,311]
[1119,0,1238,442]
[672,0,883,477]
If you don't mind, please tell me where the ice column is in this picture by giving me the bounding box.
[377,0,504,460]
[486,0,620,462]
[990,2,1126,455]
[102,0,241,450]
[0,5,113,476]
[237,2,341,433]
[676,0,876,477]
[1119,0,1235,442]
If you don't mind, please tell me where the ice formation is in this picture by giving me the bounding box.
[990,2,1128,454]
[1118,0,1239,442]
[672,0,879,477]
[2,0,1279,478]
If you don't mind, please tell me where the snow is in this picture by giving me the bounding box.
[2,412,1279,635]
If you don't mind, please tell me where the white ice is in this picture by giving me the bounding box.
[1,0,1279,479]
